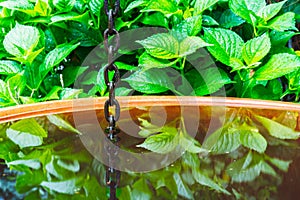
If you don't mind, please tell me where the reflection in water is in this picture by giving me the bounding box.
[0,106,299,199]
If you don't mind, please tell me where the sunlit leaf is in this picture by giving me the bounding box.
[194,0,219,15]
[3,23,40,58]
[255,54,300,80]
[266,12,297,31]
[203,28,244,66]
[242,33,271,66]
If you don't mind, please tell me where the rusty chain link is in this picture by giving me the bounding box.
[103,0,121,199]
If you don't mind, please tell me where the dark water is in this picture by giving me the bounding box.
[0,106,299,199]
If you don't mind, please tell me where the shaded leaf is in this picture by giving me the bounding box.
[219,9,245,28]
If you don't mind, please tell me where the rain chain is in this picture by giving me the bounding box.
[103,0,121,199]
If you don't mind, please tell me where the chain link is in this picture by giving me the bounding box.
[103,0,121,200]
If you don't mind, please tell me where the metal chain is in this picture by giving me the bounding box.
[103,0,121,200]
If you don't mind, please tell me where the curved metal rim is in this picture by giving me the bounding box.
[0,96,299,123]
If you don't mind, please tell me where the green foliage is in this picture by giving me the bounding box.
[0,0,298,103]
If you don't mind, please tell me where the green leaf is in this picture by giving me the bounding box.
[115,87,133,96]
[137,33,210,59]
[219,9,245,28]
[8,159,41,169]
[211,129,240,154]
[6,129,43,148]
[255,115,300,140]
[10,118,47,137]
[115,62,136,71]
[172,15,202,41]
[194,0,219,15]
[140,12,169,28]
[266,12,297,31]
[0,79,8,95]
[124,0,148,13]
[123,69,174,94]
[40,43,80,80]
[47,115,81,134]
[7,72,26,98]
[41,179,77,194]
[203,28,244,66]
[138,52,177,71]
[257,0,287,21]
[0,60,22,75]
[239,123,267,153]
[268,157,291,172]
[50,12,89,24]
[226,152,264,183]
[270,30,298,46]
[179,131,205,153]
[179,36,212,57]
[57,159,80,172]
[60,88,82,100]
[141,0,178,16]
[0,0,34,10]
[260,161,277,177]
[229,0,263,24]
[89,0,103,16]
[137,33,179,59]
[192,169,230,194]
[53,0,75,11]
[251,79,282,100]
[40,86,61,101]
[194,67,232,96]
[131,178,152,200]
[227,161,262,183]
[173,173,194,199]
[34,0,51,16]
[16,170,45,193]
[255,53,300,80]
[3,23,40,58]
[202,15,219,26]
[137,127,179,153]
[242,33,271,66]
[203,125,241,154]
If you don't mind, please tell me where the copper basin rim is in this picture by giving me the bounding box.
[0,96,300,123]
